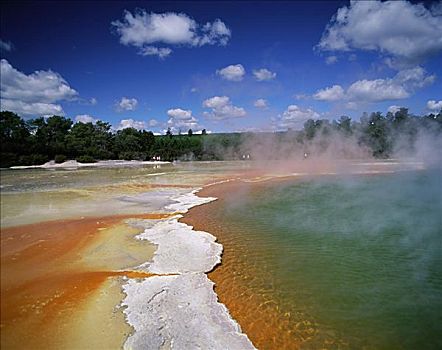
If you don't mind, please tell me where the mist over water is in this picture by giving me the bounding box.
[209,112,442,175]
[218,169,442,349]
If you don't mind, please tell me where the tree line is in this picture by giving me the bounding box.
[0,108,440,168]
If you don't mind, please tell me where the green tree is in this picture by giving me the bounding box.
[66,120,113,159]
[0,111,32,166]
[362,112,391,157]
[303,119,316,139]
[337,116,352,135]
[30,115,72,158]
[113,128,153,160]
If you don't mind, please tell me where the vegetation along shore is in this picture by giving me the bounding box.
[1,108,440,168]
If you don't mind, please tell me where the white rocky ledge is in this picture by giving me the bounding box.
[135,216,223,275]
[122,188,256,350]
[122,273,256,350]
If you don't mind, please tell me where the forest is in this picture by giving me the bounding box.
[0,108,441,168]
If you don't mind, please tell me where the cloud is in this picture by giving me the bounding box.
[117,118,146,130]
[274,105,320,130]
[116,97,138,112]
[253,68,276,81]
[294,93,309,100]
[0,59,78,117]
[75,114,98,124]
[313,85,345,101]
[347,79,409,102]
[112,11,231,58]
[0,100,64,117]
[427,100,442,111]
[325,55,338,65]
[345,102,358,110]
[139,46,172,59]
[167,108,193,120]
[387,105,402,114]
[203,96,246,120]
[317,0,442,64]
[216,64,245,81]
[313,66,435,103]
[347,67,435,102]
[0,39,13,52]
[78,97,98,106]
[254,98,268,109]
[166,108,200,132]
[148,119,159,127]
[200,19,231,46]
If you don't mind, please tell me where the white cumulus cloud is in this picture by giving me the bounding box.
[254,98,268,109]
[347,66,435,102]
[317,0,442,64]
[200,19,231,46]
[387,105,402,114]
[313,66,435,104]
[112,11,231,58]
[116,97,138,112]
[216,64,245,81]
[346,79,409,102]
[0,59,78,117]
[148,119,159,127]
[75,114,99,124]
[117,118,146,130]
[253,68,276,81]
[1,100,64,117]
[313,85,345,101]
[427,100,442,111]
[166,108,200,133]
[275,105,320,130]
[203,96,246,120]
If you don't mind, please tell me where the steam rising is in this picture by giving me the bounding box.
[202,110,441,173]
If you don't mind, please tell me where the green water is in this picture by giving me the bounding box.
[221,169,442,349]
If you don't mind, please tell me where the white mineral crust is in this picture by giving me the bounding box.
[135,216,222,275]
[122,188,256,349]
[165,189,217,213]
[122,274,255,350]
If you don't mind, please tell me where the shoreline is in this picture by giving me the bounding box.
[1,163,428,349]
[181,179,279,348]
[181,176,345,349]
[4,158,425,172]
[8,159,171,170]
[119,186,256,349]
[180,166,429,349]
[0,212,170,349]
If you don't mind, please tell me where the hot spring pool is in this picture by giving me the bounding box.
[213,168,441,349]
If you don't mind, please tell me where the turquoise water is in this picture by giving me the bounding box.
[221,169,442,349]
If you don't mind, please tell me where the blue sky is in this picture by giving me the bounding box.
[1,0,441,133]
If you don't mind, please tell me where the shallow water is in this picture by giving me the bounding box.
[0,162,251,349]
[2,162,439,349]
[0,162,249,227]
[214,169,442,349]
